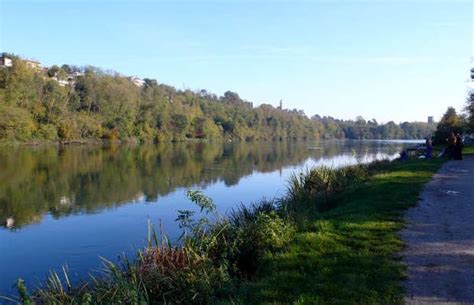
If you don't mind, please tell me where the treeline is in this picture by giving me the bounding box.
[0,54,435,143]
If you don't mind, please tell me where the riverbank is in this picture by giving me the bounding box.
[234,158,443,304]
[4,155,448,304]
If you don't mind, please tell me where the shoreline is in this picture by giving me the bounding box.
[0,137,426,148]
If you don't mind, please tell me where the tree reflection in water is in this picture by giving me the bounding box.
[0,140,404,228]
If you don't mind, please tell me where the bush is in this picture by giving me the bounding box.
[36,123,58,141]
[286,164,370,214]
[136,246,229,304]
[205,200,295,278]
[0,106,36,141]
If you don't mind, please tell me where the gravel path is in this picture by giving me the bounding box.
[402,156,474,305]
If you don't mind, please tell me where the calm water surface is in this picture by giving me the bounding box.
[0,140,420,295]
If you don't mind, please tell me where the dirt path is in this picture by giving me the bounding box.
[402,156,474,305]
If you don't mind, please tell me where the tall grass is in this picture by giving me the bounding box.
[285,163,372,216]
[8,191,294,304]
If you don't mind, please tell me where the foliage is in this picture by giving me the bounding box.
[237,159,443,304]
[433,107,464,144]
[466,86,474,133]
[0,56,435,143]
[286,164,370,216]
[0,105,36,141]
[205,201,295,278]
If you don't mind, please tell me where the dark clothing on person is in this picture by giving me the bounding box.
[400,149,408,160]
[454,135,463,160]
[447,133,457,159]
[425,138,433,159]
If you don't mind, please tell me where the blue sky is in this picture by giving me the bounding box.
[1,0,472,122]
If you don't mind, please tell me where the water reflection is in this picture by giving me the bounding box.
[0,140,419,295]
[0,141,406,229]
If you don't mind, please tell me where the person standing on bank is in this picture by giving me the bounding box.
[454,133,463,160]
[447,132,456,159]
[425,136,433,159]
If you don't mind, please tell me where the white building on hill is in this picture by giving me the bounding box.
[129,76,145,87]
[0,55,12,67]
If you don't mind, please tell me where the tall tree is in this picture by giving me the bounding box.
[434,107,463,144]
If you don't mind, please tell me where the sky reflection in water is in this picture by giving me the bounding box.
[0,140,419,295]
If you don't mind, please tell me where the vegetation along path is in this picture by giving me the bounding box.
[402,156,474,304]
[237,160,444,304]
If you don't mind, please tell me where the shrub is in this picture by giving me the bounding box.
[0,106,36,141]
[205,200,295,278]
[135,246,229,304]
[286,164,370,214]
[36,123,58,141]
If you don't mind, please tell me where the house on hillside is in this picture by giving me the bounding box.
[24,59,41,70]
[66,71,84,85]
[52,76,69,87]
[129,76,145,87]
[0,55,12,67]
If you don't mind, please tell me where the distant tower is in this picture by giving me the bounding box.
[428,116,434,124]
[278,99,283,110]
[471,57,474,81]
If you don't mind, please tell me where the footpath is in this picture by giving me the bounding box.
[402,156,474,304]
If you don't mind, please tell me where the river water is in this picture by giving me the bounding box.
[0,140,421,295]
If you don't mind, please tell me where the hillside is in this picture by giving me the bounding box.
[0,54,436,143]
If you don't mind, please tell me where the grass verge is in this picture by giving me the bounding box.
[463,145,474,155]
[234,159,443,304]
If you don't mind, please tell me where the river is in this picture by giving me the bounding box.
[0,140,421,295]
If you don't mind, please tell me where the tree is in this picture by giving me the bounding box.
[466,82,474,133]
[466,99,474,134]
[434,107,463,144]
[0,54,440,143]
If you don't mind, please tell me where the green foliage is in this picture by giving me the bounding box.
[238,159,443,304]
[15,279,32,305]
[465,93,474,133]
[0,56,435,143]
[36,123,58,141]
[205,201,295,278]
[434,107,464,144]
[0,105,36,141]
[286,164,370,215]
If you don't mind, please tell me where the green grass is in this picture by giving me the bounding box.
[464,145,474,155]
[235,159,443,304]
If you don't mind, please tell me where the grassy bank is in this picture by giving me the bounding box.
[235,159,443,304]
[5,158,444,304]
[464,144,474,155]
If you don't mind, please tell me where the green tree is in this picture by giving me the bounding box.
[434,107,463,144]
